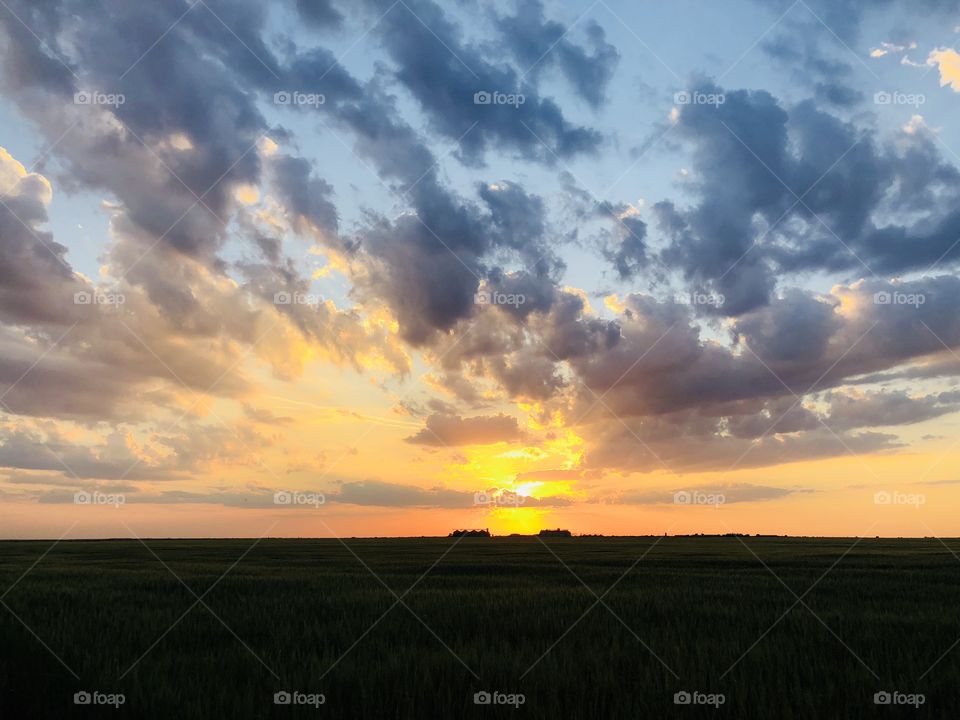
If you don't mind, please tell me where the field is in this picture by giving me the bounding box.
[1,535,958,718]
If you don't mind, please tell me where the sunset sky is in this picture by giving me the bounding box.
[2,0,960,538]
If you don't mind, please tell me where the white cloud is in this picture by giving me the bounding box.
[869,40,917,58]
[927,47,960,91]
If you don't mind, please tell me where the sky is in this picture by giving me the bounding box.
[1,0,960,538]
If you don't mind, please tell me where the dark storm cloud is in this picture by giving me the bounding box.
[262,60,567,345]
[268,155,339,236]
[2,0,959,486]
[348,167,562,344]
[0,0,275,259]
[0,0,424,418]
[599,206,648,280]
[430,287,620,403]
[760,25,863,108]
[0,0,360,266]
[823,389,960,430]
[813,82,864,108]
[353,210,486,344]
[0,0,582,354]
[478,181,548,263]
[363,0,603,163]
[462,275,960,472]
[569,276,960,426]
[0,151,264,420]
[536,290,621,360]
[252,232,282,263]
[295,0,343,28]
[725,397,819,439]
[732,289,841,365]
[0,170,82,326]
[495,0,620,108]
[653,80,960,313]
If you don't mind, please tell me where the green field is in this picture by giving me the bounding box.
[0,535,957,718]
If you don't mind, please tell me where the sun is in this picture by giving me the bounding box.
[512,481,543,498]
[487,507,552,536]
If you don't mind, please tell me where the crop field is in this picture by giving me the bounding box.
[0,536,958,718]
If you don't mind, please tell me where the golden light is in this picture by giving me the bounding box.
[513,481,543,498]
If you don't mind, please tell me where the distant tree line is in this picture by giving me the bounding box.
[447,528,575,538]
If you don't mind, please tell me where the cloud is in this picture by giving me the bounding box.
[755,0,960,42]
[528,275,960,472]
[572,277,960,419]
[424,287,619,403]
[329,479,475,508]
[1,0,960,508]
[651,79,960,312]
[0,424,178,481]
[295,0,343,28]
[0,148,80,326]
[927,47,960,91]
[583,421,900,473]
[614,483,807,505]
[0,2,414,416]
[241,404,293,426]
[26,478,575,510]
[762,27,862,107]
[267,154,339,237]
[870,40,917,58]
[823,389,960,430]
[0,418,278,482]
[405,413,524,446]
[495,0,619,108]
[363,0,603,163]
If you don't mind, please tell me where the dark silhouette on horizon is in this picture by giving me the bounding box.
[449,528,490,537]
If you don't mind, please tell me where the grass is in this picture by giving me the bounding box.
[1,535,959,717]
